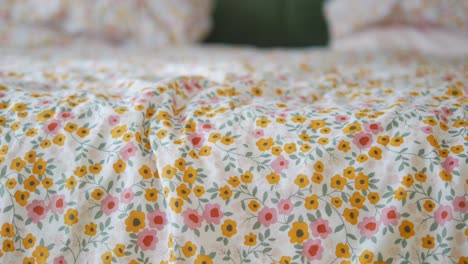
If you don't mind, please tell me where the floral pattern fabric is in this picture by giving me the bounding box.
[0,46,467,264]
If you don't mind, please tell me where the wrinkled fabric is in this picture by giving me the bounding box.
[0,46,467,263]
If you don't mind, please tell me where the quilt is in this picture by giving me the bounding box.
[0,46,467,264]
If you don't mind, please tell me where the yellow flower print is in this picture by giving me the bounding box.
[438,149,449,158]
[24,175,40,192]
[122,132,133,142]
[24,150,36,163]
[304,194,319,210]
[299,133,310,141]
[312,172,323,184]
[182,166,197,184]
[276,117,286,124]
[10,121,21,131]
[422,235,435,249]
[317,137,329,145]
[390,136,404,147]
[0,145,8,155]
[40,139,52,149]
[284,143,296,154]
[161,165,176,179]
[1,223,14,237]
[256,138,274,151]
[138,165,152,179]
[145,188,158,202]
[399,220,415,239]
[294,174,310,188]
[451,145,464,154]
[256,117,271,128]
[91,189,104,200]
[10,157,26,172]
[377,135,389,146]
[84,222,97,236]
[174,158,186,171]
[52,134,66,146]
[300,144,312,153]
[355,172,369,190]
[14,190,30,206]
[199,146,212,156]
[401,174,414,188]
[423,117,437,126]
[194,255,213,264]
[101,251,112,264]
[113,159,126,174]
[251,86,263,96]
[2,239,14,252]
[309,119,326,129]
[394,187,407,200]
[169,198,184,213]
[426,134,440,148]
[423,200,435,212]
[343,208,359,225]
[368,146,382,159]
[279,256,292,264]
[291,115,306,123]
[356,154,368,163]
[156,130,167,139]
[111,125,127,138]
[219,185,232,200]
[331,197,343,208]
[176,184,190,200]
[22,233,36,249]
[221,135,235,145]
[288,222,309,244]
[125,211,146,233]
[350,192,365,209]
[33,158,47,176]
[367,192,380,205]
[439,170,453,181]
[114,244,126,258]
[64,208,79,226]
[194,185,205,197]
[74,165,87,177]
[221,219,237,238]
[36,109,55,122]
[244,232,257,246]
[64,122,78,133]
[208,132,221,143]
[446,86,462,96]
[335,243,350,258]
[76,127,90,138]
[6,178,17,189]
[228,176,240,187]
[331,174,347,190]
[343,123,361,134]
[89,163,102,174]
[241,171,253,183]
[414,171,427,182]
[359,250,374,264]
[338,140,351,152]
[266,172,280,184]
[182,241,197,258]
[314,161,324,172]
[248,200,260,212]
[320,127,331,134]
[12,103,27,112]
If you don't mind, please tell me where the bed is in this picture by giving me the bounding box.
[0,1,467,264]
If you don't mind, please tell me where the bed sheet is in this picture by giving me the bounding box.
[0,45,467,264]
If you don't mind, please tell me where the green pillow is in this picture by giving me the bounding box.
[206,0,329,47]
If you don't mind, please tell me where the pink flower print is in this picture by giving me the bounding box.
[277,199,293,215]
[441,156,459,173]
[137,229,158,251]
[302,239,324,261]
[53,256,68,264]
[57,111,75,120]
[120,188,134,203]
[26,200,49,223]
[147,210,167,230]
[108,115,120,126]
[309,218,332,239]
[198,122,215,132]
[358,217,380,239]
[440,115,448,123]
[258,207,277,227]
[335,115,350,122]
[421,126,432,134]
[441,107,453,116]
[203,203,224,225]
[120,142,137,161]
[183,80,202,93]
[271,155,289,173]
[352,132,373,149]
[39,100,52,106]
[434,205,453,226]
[380,206,400,226]
[101,195,119,216]
[364,122,383,134]
[43,119,61,135]
[188,133,205,149]
[453,196,468,213]
[182,209,203,230]
[253,129,264,138]
[49,194,66,214]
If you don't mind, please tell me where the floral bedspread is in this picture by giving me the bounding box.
[0,46,467,264]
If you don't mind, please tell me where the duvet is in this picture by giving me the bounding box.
[0,45,467,264]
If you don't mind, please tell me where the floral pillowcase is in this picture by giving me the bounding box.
[0,0,213,47]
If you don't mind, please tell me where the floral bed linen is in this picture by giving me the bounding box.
[0,46,467,264]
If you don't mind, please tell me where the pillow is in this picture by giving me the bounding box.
[0,0,213,47]
[325,0,468,56]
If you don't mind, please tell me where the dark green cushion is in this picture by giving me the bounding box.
[206,0,328,47]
